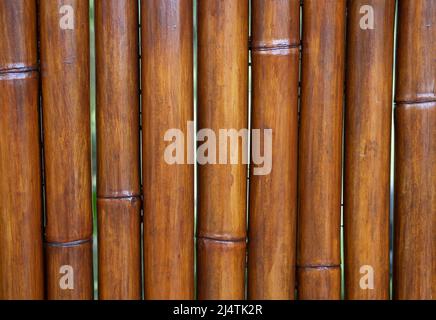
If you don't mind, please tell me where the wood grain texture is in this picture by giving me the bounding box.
[396,0,436,104]
[45,241,94,300]
[0,0,37,72]
[0,72,44,300]
[248,0,300,300]
[96,0,140,198]
[39,0,93,299]
[95,0,141,300]
[197,0,248,300]
[97,198,142,300]
[344,0,395,300]
[141,0,194,300]
[297,267,341,300]
[394,0,435,300]
[197,239,246,300]
[0,0,44,300]
[297,0,346,300]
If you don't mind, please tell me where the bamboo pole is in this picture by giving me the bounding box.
[141,0,194,299]
[39,0,93,300]
[394,0,435,300]
[0,0,44,299]
[95,0,141,300]
[297,0,346,300]
[344,0,395,300]
[197,0,249,300]
[248,0,300,300]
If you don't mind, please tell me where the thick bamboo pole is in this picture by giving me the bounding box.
[197,0,249,300]
[39,0,93,299]
[141,0,194,299]
[248,0,300,300]
[297,0,346,300]
[344,0,395,300]
[95,0,141,300]
[0,0,44,300]
[394,0,435,300]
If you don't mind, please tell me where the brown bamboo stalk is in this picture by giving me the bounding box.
[0,0,44,299]
[197,0,249,300]
[394,0,435,300]
[39,0,93,299]
[344,0,395,300]
[248,0,300,300]
[141,0,194,299]
[95,0,141,300]
[297,0,346,300]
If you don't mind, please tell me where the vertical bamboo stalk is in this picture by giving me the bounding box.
[248,0,300,300]
[142,0,194,299]
[95,0,141,300]
[39,0,93,299]
[394,0,435,300]
[0,0,44,299]
[197,0,249,300]
[344,0,395,300]
[298,0,346,300]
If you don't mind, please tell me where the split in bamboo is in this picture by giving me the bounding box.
[297,0,346,300]
[0,0,44,300]
[197,0,249,300]
[141,0,194,300]
[394,0,435,300]
[344,0,395,300]
[95,0,141,300]
[248,0,300,300]
[39,0,93,300]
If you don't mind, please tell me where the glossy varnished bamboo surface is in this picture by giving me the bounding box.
[248,0,300,300]
[142,0,194,300]
[97,198,141,300]
[394,0,435,300]
[39,0,93,299]
[344,0,395,300]
[45,241,93,300]
[297,0,346,300]
[0,0,44,300]
[197,0,249,300]
[95,0,141,300]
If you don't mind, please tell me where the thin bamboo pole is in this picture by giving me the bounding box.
[0,0,44,299]
[297,0,346,300]
[197,0,249,300]
[141,0,194,299]
[95,0,141,300]
[248,0,300,300]
[394,0,435,300]
[39,0,93,300]
[344,0,395,300]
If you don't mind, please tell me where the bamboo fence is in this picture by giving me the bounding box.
[95,0,141,300]
[297,0,346,300]
[0,0,44,300]
[40,0,93,300]
[0,0,433,301]
[248,0,300,300]
[394,0,435,300]
[344,0,395,300]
